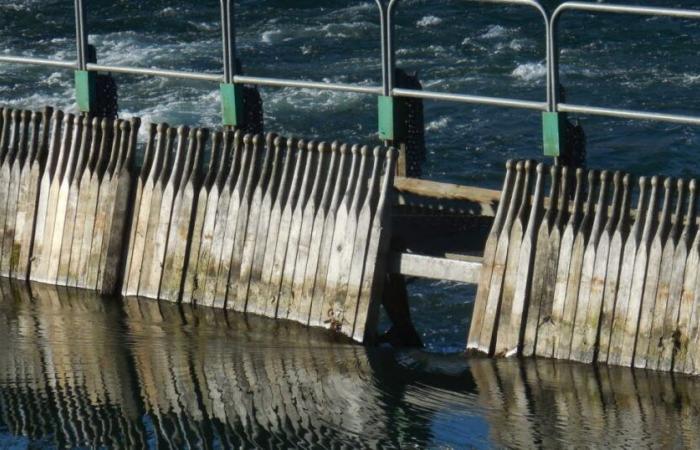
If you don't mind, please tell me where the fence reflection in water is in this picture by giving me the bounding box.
[2,280,700,448]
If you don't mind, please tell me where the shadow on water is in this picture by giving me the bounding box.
[1,279,700,448]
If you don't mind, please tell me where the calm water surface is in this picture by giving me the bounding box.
[2,280,700,448]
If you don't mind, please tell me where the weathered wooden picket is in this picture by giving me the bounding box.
[0,105,394,343]
[469,160,700,374]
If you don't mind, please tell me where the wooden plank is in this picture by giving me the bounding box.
[678,187,700,374]
[236,133,277,311]
[55,116,92,285]
[466,160,515,352]
[393,176,501,216]
[0,110,21,277]
[2,110,30,278]
[634,178,677,368]
[388,252,481,283]
[208,133,254,309]
[181,131,224,304]
[33,113,75,283]
[619,177,669,367]
[325,145,370,331]
[492,161,533,355]
[84,118,123,289]
[568,171,611,361]
[14,108,51,280]
[277,140,319,318]
[351,147,398,343]
[198,131,243,307]
[120,123,157,295]
[341,146,384,336]
[572,172,623,363]
[307,144,350,327]
[263,140,307,317]
[134,125,175,297]
[46,115,84,282]
[30,110,64,281]
[501,162,546,356]
[73,118,112,289]
[597,175,632,363]
[554,170,598,360]
[659,179,695,372]
[65,117,100,286]
[223,134,263,310]
[0,108,9,160]
[607,176,656,367]
[122,124,166,295]
[287,142,330,322]
[186,131,235,304]
[522,165,561,356]
[536,168,584,358]
[477,161,525,354]
[99,118,140,295]
[160,128,207,301]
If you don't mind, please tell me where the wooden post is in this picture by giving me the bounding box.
[0,110,22,277]
[181,131,224,304]
[478,162,526,354]
[467,161,515,353]
[537,168,584,358]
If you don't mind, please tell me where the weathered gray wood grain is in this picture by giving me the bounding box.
[608,176,656,367]
[121,123,157,294]
[573,171,623,363]
[341,146,383,337]
[568,171,611,361]
[467,160,515,352]
[181,131,224,304]
[141,126,188,298]
[597,175,632,363]
[202,133,247,308]
[0,110,22,276]
[264,140,307,317]
[100,117,140,295]
[478,162,525,354]
[277,140,318,318]
[208,133,254,309]
[2,110,31,278]
[325,145,370,331]
[236,133,276,311]
[501,162,546,356]
[14,108,51,280]
[659,179,695,371]
[31,110,64,282]
[493,161,532,355]
[522,165,560,356]
[634,178,677,368]
[537,168,583,358]
[554,169,598,360]
[161,128,207,301]
[307,144,352,327]
[292,142,339,325]
[286,142,329,322]
[224,135,262,310]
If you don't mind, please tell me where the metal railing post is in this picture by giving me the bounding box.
[219,0,244,127]
[74,0,96,113]
[376,0,398,141]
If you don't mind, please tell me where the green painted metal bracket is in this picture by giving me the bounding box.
[220,83,244,127]
[378,95,407,142]
[75,70,96,113]
[542,111,566,157]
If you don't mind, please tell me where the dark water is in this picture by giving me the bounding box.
[2,280,700,449]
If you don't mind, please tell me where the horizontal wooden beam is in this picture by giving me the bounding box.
[394,177,500,216]
[389,252,482,284]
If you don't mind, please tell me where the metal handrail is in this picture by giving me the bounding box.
[2,1,700,130]
[550,2,700,125]
[387,0,552,111]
